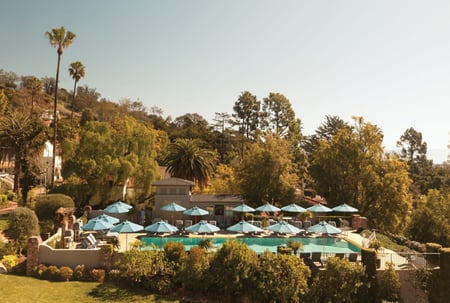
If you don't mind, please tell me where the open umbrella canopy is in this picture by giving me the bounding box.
[267,220,303,234]
[89,214,120,225]
[186,220,220,234]
[308,221,342,234]
[183,206,209,216]
[114,200,133,209]
[110,220,144,233]
[281,203,306,213]
[145,220,178,233]
[227,220,263,233]
[82,218,114,231]
[256,202,281,212]
[160,202,186,212]
[104,202,132,214]
[307,203,332,213]
[232,203,256,213]
[332,203,358,213]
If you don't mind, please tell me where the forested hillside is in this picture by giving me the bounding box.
[1,66,450,243]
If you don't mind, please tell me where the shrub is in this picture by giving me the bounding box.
[4,207,40,254]
[0,194,7,208]
[306,257,367,303]
[207,240,258,298]
[179,246,210,292]
[73,264,86,281]
[0,255,17,272]
[6,191,17,202]
[10,256,26,275]
[253,252,310,303]
[277,246,292,255]
[42,265,60,281]
[287,241,303,255]
[88,269,106,282]
[57,266,73,281]
[34,264,48,278]
[34,194,74,221]
[163,241,186,272]
[378,262,401,302]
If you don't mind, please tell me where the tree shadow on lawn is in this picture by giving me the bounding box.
[88,282,161,302]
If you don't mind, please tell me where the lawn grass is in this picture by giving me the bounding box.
[0,274,194,303]
[361,229,411,252]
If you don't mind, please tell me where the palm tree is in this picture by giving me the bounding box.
[0,112,47,204]
[164,138,217,190]
[45,26,76,187]
[68,61,85,126]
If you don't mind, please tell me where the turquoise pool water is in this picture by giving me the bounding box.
[140,236,360,254]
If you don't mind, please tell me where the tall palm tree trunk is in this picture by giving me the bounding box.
[70,79,77,127]
[51,49,62,188]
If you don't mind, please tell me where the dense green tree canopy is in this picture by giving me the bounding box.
[61,116,162,206]
[310,117,412,232]
[236,134,300,205]
[0,112,47,200]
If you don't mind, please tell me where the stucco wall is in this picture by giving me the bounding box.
[38,244,103,269]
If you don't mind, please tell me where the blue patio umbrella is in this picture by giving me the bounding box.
[161,202,186,224]
[161,202,186,212]
[111,220,144,233]
[267,220,303,234]
[308,221,342,234]
[256,202,281,213]
[145,220,178,234]
[104,202,132,214]
[110,220,144,250]
[232,203,256,213]
[82,218,114,231]
[227,220,263,234]
[307,203,332,213]
[186,220,220,234]
[332,203,358,213]
[281,203,306,213]
[89,214,120,225]
[183,206,209,216]
[113,200,133,209]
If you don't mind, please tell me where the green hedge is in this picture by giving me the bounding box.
[361,248,377,278]
[34,194,75,221]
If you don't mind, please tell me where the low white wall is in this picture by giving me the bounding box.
[38,245,102,269]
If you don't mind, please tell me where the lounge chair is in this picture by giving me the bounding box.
[348,253,358,262]
[335,253,345,259]
[311,252,323,267]
[300,252,311,263]
[184,220,192,228]
[175,220,184,230]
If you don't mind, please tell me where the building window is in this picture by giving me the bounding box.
[215,205,224,216]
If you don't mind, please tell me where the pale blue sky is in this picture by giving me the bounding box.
[1,1,449,161]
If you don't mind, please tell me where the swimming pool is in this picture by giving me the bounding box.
[140,236,361,254]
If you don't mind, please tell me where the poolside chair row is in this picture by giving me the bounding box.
[299,252,359,267]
